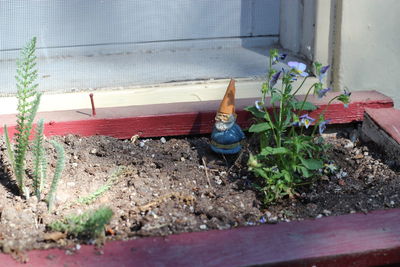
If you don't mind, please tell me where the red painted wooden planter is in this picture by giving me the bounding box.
[0,90,393,139]
[0,90,398,266]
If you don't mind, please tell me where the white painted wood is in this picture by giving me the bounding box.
[313,0,336,85]
[332,0,400,107]
[300,0,316,61]
[0,77,319,115]
[314,0,334,67]
[279,0,302,53]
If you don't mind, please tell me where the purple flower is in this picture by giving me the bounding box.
[270,71,281,88]
[317,87,331,98]
[259,216,267,224]
[318,65,330,81]
[255,100,263,111]
[318,119,332,134]
[272,53,287,64]
[300,114,315,129]
[288,61,309,77]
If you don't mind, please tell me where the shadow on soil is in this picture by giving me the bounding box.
[0,153,21,197]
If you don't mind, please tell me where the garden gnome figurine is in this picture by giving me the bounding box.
[210,79,245,154]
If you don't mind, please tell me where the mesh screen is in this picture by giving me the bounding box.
[0,0,279,94]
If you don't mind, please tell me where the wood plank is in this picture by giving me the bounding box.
[1,208,400,266]
[361,109,400,165]
[0,91,393,139]
[364,107,400,144]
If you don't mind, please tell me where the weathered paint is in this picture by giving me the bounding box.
[0,91,393,139]
[0,77,318,115]
[1,208,400,266]
[364,108,400,144]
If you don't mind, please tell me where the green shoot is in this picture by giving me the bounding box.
[32,118,47,199]
[77,166,125,205]
[47,140,65,211]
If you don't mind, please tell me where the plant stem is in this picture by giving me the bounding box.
[298,83,317,112]
[292,76,308,96]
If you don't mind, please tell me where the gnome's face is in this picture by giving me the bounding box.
[215,113,235,132]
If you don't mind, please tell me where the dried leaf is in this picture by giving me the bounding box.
[43,232,67,241]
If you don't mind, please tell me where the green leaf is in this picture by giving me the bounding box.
[253,168,269,179]
[245,105,265,119]
[294,101,317,111]
[270,93,281,104]
[300,158,323,170]
[297,166,312,178]
[249,122,271,133]
[260,146,289,156]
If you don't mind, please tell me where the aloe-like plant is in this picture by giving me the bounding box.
[3,37,41,198]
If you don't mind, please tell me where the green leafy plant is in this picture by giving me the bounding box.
[246,49,351,203]
[4,37,42,198]
[3,37,66,209]
[49,206,113,240]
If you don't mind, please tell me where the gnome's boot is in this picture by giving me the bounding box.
[210,79,245,154]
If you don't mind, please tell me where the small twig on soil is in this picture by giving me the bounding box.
[201,157,213,188]
[227,149,245,174]
[221,154,229,167]
[227,134,257,174]
[136,192,195,213]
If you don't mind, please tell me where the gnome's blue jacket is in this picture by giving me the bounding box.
[210,123,245,154]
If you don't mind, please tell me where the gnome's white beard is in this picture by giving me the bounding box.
[215,114,235,132]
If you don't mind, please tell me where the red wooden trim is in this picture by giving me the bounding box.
[1,208,400,266]
[365,107,400,144]
[0,90,393,139]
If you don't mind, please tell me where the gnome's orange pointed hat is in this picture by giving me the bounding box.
[217,79,236,115]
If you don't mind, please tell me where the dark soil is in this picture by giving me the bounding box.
[0,126,399,253]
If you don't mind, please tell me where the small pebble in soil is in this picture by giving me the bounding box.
[199,224,207,230]
[268,216,278,224]
[344,141,354,149]
[316,214,323,219]
[160,137,166,144]
[322,209,332,216]
[214,176,222,185]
